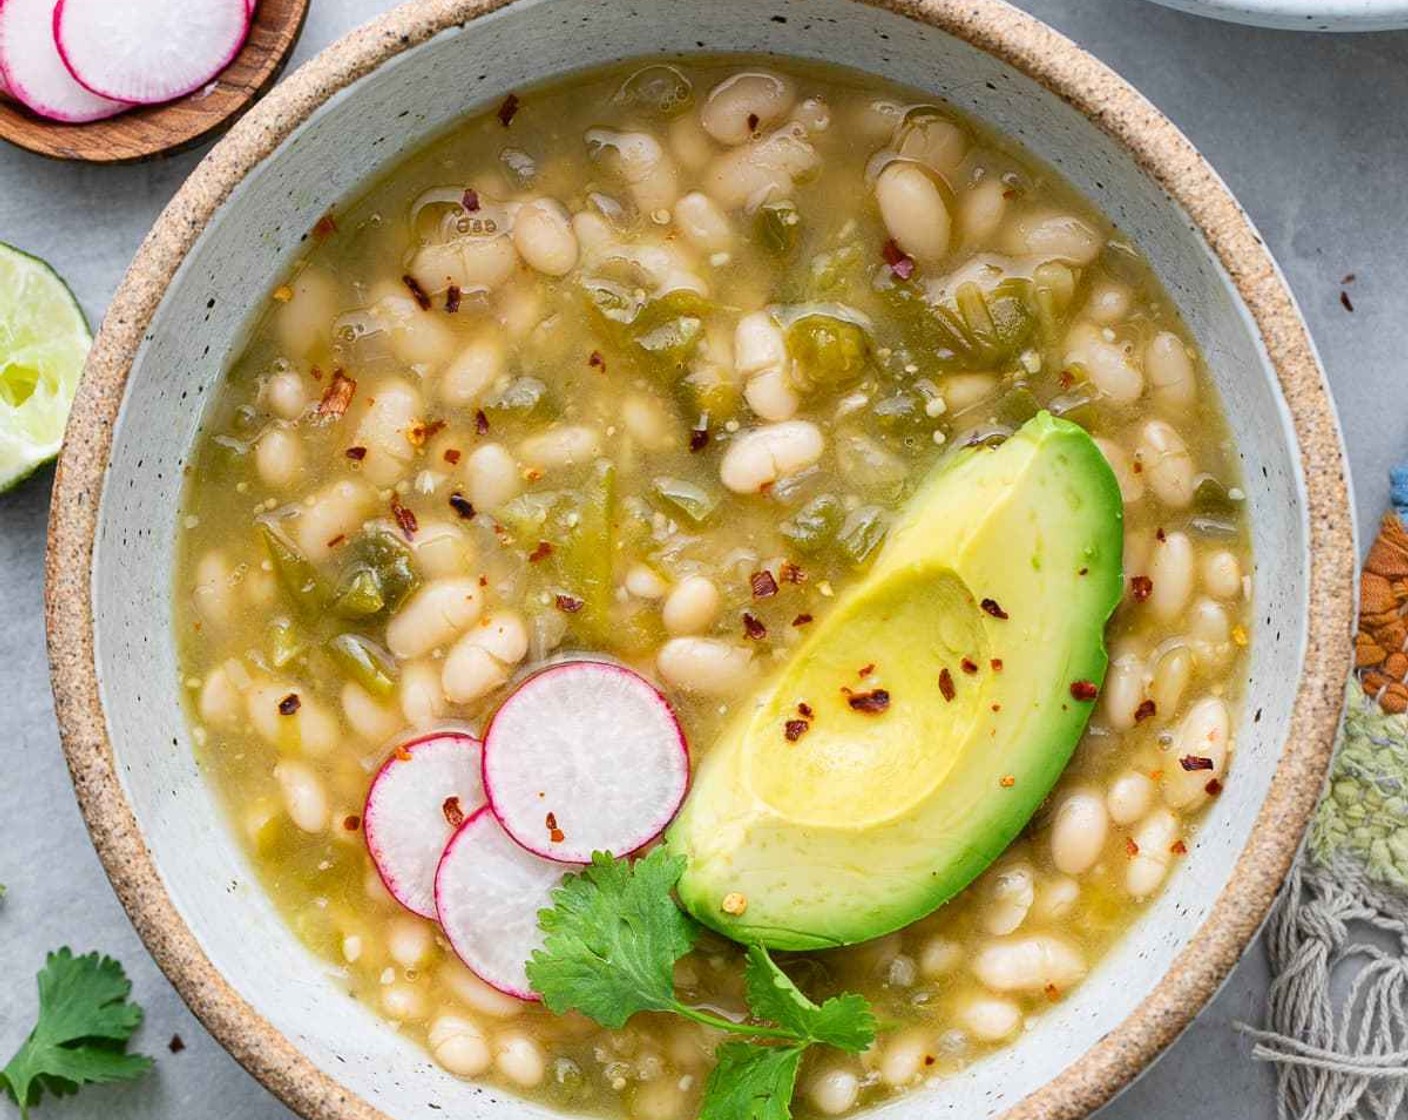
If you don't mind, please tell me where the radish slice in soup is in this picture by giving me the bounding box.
[363,731,485,919]
[483,661,689,864]
[434,807,572,1000]
[54,0,249,105]
[0,0,128,122]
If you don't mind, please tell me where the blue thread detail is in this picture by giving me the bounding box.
[1391,465,1408,521]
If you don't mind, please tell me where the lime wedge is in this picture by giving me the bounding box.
[0,242,90,492]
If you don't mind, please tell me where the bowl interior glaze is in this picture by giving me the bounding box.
[58,1,1353,1119]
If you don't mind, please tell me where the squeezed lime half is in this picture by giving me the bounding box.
[0,242,90,492]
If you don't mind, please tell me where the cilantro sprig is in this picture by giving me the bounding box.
[526,849,876,1120]
[0,949,154,1117]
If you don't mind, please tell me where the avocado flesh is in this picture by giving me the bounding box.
[667,413,1124,950]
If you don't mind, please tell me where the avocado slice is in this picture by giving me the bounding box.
[666,413,1123,950]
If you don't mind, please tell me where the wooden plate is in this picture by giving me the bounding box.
[0,0,309,163]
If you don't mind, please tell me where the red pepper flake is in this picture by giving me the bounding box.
[797,702,814,719]
[881,238,915,280]
[751,570,779,599]
[1205,777,1224,796]
[408,418,446,447]
[497,92,521,127]
[784,719,810,742]
[1130,575,1154,602]
[326,533,346,550]
[478,575,489,588]
[999,774,1016,788]
[746,112,760,131]
[475,409,490,435]
[545,811,565,843]
[402,274,432,310]
[1170,839,1188,855]
[462,188,481,212]
[1179,754,1215,772]
[980,597,1009,619]
[960,657,979,675]
[344,445,367,461]
[528,541,554,563]
[442,797,466,828]
[443,448,462,465]
[923,1054,936,1067]
[342,814,361,832]
[316,370,357,418]
[390,494,418,540]
[1070,680,1099,701]
[1155,527,1167,542]
[555,593,584,613]
[448,492,476,520]
[445,284,462,313]
[277,693,301,716]
[311,211,337,240]
[743,613,768,640]
[689,425,710,453]
[1134,699,1157,723]
[1340,290,1355,313]
[1078,567,1089,576]
[1125,837,1140,857]
[168,1034,186,1054]
[588,350,606,372]
[394,744,413,762]
[846,688,890,714]
[792,613,813,627]
[1058,369,1076,390]
[778,561,805,584]
[938,668,956,702]
[990,658,1004,672]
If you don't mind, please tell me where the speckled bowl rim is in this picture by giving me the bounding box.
[44,1,1356,1118]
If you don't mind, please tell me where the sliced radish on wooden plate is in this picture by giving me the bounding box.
[483,661,689,864]
[363,731,485,919]
[54,0,249,105]
[434,807,572,1000]
[0,0,129,123]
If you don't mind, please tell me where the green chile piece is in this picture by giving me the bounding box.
[652,476,721,526]
[259,523,325,616]
[837,505,890,567]
[327,633,399,698]
[330,567,384,618]
[993,386,1042,429]
[268,617,306,669]
[786,314,869,389]
[757,200,802,255]
[780,494,845,555]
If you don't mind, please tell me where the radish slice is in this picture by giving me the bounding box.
[363,731,485,919]
[483,661,689,863]
[54,0,248,105]
[0,0,127,123]
[434,807,572,1000]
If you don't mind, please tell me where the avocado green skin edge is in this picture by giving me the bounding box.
[666,414,1125,950]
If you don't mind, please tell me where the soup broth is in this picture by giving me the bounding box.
[174,56,1250,1119]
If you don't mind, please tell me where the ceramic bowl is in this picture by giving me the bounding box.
[1149,0,1408,31]
[45,1,1356,1118]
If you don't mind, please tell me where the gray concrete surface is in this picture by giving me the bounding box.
[0,1,1396,1116]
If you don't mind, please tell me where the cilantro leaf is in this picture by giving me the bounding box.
[698,1043,804,1120]
[1,949,154,1117]
[742,946,876,1053]
[527,848,698,1026]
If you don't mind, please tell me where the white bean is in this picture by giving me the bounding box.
[274,760,329,833]
[412,519,475,579]
[264,369,309,419]
[1065,322,1142,404]
[248,684,338,757]
[399,660,447,727]
[621,394,677,451]
[980,863,1035,936]
[442,612,528,704]
[1101,651,1146,731]
[1203,550,1242,599]
[441,337,504,408]
[959,178,1008,248]
[372,291,459,368]
[292,479,375,562]
[254,427,303,489]
[1147,530,1195,622]
[877,1030,929,1087]
[719,421,823,493]
[1164,697,1231,810]
[1107,770,1156,825]
[494,1033,546,1088]
[1006,211,1103,265]
[518,425,601,471]
[386,578,483,660]
[1136,420,1196,508]
[513,198,579,277]
[662,575,722,635]
[657,637,754,694]
[675,191,734,253]
[875,161,951,267]
[1095,437,1144,504]
[960,995,1023,1042]
[705,123,819,211]
[702,72,795,145]
[1086,281,1133,325]
[735,311,797,421]
[587,129,679,213]
[464,443,521,511]
[381,983,427,1022]
[439,959,524,1019]
[1050,789,1109,875]
[807,1068,860,1116]
[668,113,714,173]
[353,379,423,487]
[407,237,518,300]
[1189,596,1231,650]
[192,549,234,628]
[1127,808,1181,897]
[387,915,435,968]
[744,366,799,422]
[341,681,402,744]
[1146,331,1197,412]
[895,112,968,174]
[274,268,336,359]
[1032,876,1080,922]
[971,935,1086,993]
[625,564,670,600]
[429,1014,491,1078]
[1149,644,1193,716]
[198,661,244,727]
[941,372,998,412]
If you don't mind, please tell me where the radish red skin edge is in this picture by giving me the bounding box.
[434,806,577,1001]
[481,660,690,865]
[54,0,250,106]
[363,730,485,920]
[0,0,130,123]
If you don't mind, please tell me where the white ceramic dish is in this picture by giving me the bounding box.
[1149,0,1408,31]
[45,1,1355,1119]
